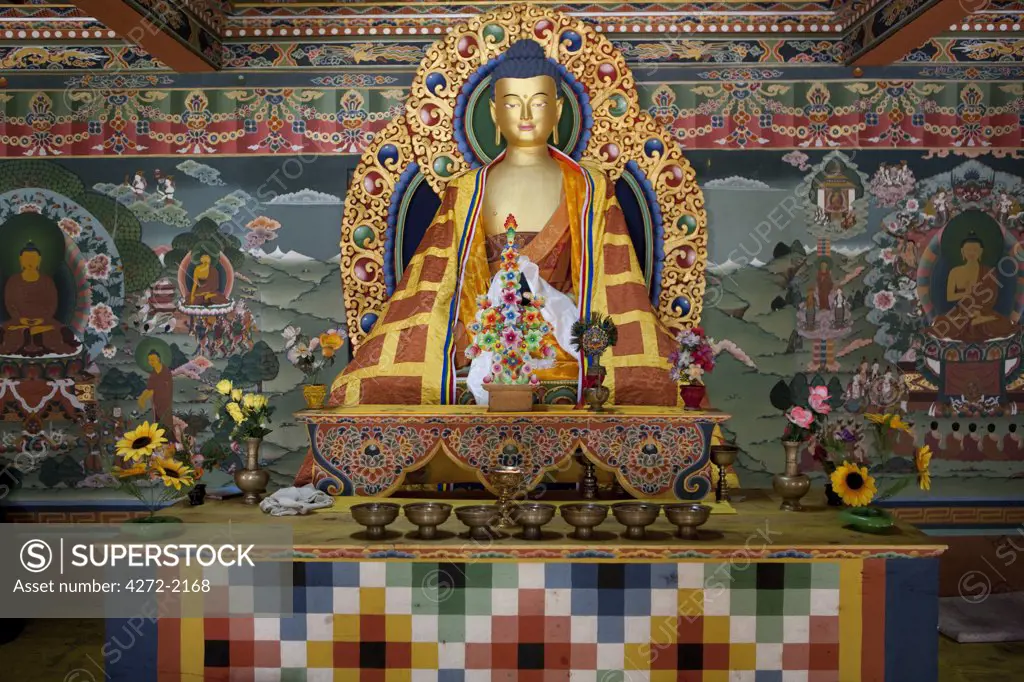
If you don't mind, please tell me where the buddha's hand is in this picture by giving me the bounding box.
[20,318,42,326]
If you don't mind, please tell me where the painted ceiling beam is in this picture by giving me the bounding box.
[847,0,973,66]
[71,0,220,72]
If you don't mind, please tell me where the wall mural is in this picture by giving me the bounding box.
[0,149,1021,499]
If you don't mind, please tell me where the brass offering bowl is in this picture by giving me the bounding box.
[710,444,740,503]
[611,502,661,540]
[710,444,738,467]
[403,502,453,540]
[349,502,401,540]
[560,503,609,540]
[664,503,712,540]
[510,502,556,540]
[455,504,502,541]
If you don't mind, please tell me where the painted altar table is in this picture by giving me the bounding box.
[297,405,730,499]
[108,491,946,682]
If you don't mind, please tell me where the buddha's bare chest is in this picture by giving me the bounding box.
[481,167,562,237]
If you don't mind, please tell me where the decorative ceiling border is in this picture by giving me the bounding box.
[3,36,1022,72]
[0,1,1021,71]
[0,78,1018,156]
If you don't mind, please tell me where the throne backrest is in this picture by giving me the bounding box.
[339,4,708,350]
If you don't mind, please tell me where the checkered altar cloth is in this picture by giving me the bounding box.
[108,558,941,682]
[295,405,729,499]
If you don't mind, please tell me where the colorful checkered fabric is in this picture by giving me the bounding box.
[191,562,849,681]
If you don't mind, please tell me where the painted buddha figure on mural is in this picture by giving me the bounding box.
[0,243,82,358]
[925,219,1021,342]
[329,39,679,407]
[188,253,229,306]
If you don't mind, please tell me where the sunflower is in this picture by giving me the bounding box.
[115,422,168,462]
[152,458,195,490]
[830,462,877,507]
[888,415,912,433]
[864,413,912,434]
[915,445,932,491]
[115,463,148,479]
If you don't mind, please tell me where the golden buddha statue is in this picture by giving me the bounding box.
[327,40,679,408]
[0,243,82,358]
[926,236,1019,342]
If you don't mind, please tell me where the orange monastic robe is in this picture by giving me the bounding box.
[326,148,679,407]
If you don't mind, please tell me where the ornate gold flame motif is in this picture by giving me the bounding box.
[339,3,707,349]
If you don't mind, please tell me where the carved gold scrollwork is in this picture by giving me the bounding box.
[627,112,709,334]
[339,115,415,348]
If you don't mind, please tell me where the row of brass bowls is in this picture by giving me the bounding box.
[349,501,712,541]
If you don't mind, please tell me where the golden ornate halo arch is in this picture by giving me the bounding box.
[340,4,707,348]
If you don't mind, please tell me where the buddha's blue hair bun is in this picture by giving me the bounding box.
[490,40,562,100]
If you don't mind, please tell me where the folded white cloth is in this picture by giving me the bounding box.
[259,485,334,516]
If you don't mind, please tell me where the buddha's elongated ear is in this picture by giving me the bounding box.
[490,99,501,146]
[553,96,564,145]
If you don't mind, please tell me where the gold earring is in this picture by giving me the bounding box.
[495,126,501,146]
[552,125,559,146]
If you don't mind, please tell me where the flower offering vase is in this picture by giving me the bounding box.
[772,440,810,511]
[235,437,269,505]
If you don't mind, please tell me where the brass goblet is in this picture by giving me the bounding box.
[490,466,525,528]
[709,444,739,504]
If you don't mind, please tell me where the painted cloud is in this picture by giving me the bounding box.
[176,160,226,186]
[702,176,776,191]
[266,189,343,206]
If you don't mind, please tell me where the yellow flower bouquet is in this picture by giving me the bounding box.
[213,379,274,441]
[111,421,196,523]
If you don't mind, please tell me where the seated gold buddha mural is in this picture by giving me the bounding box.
[177,249,234,310]
[329,37,706,409]
[188,253,229,306]
[925,230,1020,343]
[0,217,83,359]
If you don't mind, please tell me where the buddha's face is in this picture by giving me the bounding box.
[819,261,828,272]
[490,75,562,148]
[199,254,211,266]
[961,241,982,263]
[19,250,41,273]
[148,353,162,371]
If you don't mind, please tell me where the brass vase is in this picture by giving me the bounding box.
[583,384,610,412]
[235,437,269,505]
[772,440,810,511]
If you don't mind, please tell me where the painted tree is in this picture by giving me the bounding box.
[219,340,280,392]
[97,367,147,401]
[164,217,244,270]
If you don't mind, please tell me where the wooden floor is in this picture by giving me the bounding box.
[1,618,1021,681]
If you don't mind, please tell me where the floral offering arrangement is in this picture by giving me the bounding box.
[668,326,716,385]
[820,412,932,508]
[212,379,274,441]
[111,421,195,517]
[282,325,346,385]
[781,385,833,442]
[465,215,556,386]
